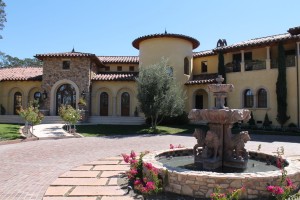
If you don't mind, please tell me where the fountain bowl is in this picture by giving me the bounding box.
[143,148,300,199]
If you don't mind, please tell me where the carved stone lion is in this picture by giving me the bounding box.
[204,130,221,159]
[192,128,206,155]
[228,131,251,160]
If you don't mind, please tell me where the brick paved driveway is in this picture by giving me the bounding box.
[0,134,300,200]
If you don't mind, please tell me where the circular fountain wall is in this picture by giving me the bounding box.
[143,148,300,199]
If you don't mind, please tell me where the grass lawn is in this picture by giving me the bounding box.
[0,124,22,141]
[75,124,198,137]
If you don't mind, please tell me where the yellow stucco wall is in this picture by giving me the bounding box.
[193,55,218,75]
[0,81,42,115]
[99,64,139,72]
[139,37,193,86]
[91,81,139,116]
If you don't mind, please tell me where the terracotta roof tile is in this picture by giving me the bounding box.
[215,33,300,52]
[0,67,42,81]
[185,73,218,85]
[193,50,216,58]
[98,56,139,64]
[92,72,138,81]
[35,51,96,59]
[132,33,200,49]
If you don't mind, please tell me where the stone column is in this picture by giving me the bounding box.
[266,46,271,70]
[113,97,117,116]
[240,50,245,72]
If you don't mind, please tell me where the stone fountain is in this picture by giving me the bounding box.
[188,75,251,171]
[142,75,300,199]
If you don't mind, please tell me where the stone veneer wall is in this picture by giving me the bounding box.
[41,57,92,113]
[143,148,300,199]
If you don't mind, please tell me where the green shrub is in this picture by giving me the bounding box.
[146,112,189,126]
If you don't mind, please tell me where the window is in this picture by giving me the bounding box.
[184,57,189,75]
[201,61,208,73]
[244,89,254,108]
[195,95,203,109]
[105,66,110,71]
[14,92,22,115]
[244,52,252,61]
[62,61,70,70]
[34,92,42,101]
[257,88,267,108]
[117,66,122,71]
[100,92,109,116]
[129,66,135,72]
[121,92,130,116]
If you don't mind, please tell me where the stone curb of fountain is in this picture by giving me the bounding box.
[142,148,300,199]
[42,156,135,200]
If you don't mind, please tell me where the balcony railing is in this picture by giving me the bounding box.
[245,60,266,71]
[271,55,296,68]
[225,62,241,73]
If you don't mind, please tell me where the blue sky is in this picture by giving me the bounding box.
[1,0,299,59]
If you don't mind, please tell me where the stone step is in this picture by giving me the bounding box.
[87,116,145,125]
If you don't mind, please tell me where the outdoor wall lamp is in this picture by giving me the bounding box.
[81,90,86,98]
[42,90,48,100]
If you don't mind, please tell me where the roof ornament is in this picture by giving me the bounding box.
[71,47,75,53]
[216,39,227,47]
[165,28,167,34]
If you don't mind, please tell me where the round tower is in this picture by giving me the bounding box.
[132,32,200,85]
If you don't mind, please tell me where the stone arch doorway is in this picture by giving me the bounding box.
[56,84,76,115]
[194,89,208,109]
[121,92,130,116]
[100,92,109,116]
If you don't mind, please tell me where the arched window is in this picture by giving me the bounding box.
[257,88,267,108]
[100,92,109,116]
[14,92,22,115]
[244,89,253,108]
[121,92,130,116]
[184,57,189,75]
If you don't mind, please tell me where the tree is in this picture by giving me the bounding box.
[0,52,42,67]
[19,102,44,135]
[58,105,81,133]
[0,0,6,39]
[276,42,290,127]
[136,58,185,130]
[218,52,226,83]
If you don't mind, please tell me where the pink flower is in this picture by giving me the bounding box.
[276,157,283,169]
[122,154,130,163]
[286,178,293,187]
[274,186,284,195]
[134,179,141,185]
[267,185,275,192]
[130,150,136,158]
[129,168,138,176]
[130,159,137,165]
[146,181,156,191]
[170,144,174,149]
[144,162,153,170]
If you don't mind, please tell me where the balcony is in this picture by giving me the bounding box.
[271,55,296,68]
[245,60,266,71]
[225,62,241,73]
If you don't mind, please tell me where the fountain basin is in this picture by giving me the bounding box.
[143,148,300,199]
[208,83,234,93]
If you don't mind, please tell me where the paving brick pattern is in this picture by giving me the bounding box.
[0,134,300,199]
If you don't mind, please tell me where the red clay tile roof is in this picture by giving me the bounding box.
[35,51,97,60]
[98,56,139,64]
[185,73,218,85]
[215,33,300,52]
[193,50,216,58]
[92,72,138,81]
[132,33,200,49]
[0,67,42,81]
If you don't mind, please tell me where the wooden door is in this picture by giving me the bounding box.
[121,92,130,116]
[100,92,109,116]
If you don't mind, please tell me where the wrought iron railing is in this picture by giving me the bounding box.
[245,60,266,71]
[225,62,241,73]
[271,55,296,68]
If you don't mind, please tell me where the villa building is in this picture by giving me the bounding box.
[0,26,300,126]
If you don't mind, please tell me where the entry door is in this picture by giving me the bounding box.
[195,95,203,109]
[56,84,76,115]
[100,92,109,116]
[14,92,22,115]
[121,92,130,116]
